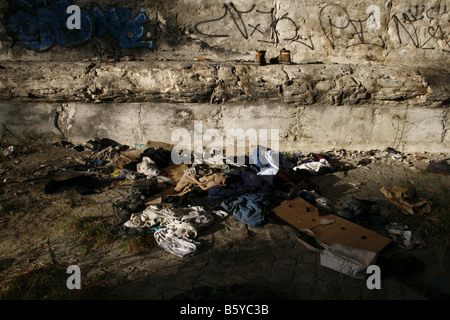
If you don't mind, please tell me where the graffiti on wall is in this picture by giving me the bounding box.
[6,0,155,51]
[392,4,450,52]
[91,5,154,49]
[194,2,315,50]
[7,0,94,51]
[4,1,449,54]
[195,1,449,53]
[319,4,386,49]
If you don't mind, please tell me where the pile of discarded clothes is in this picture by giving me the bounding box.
[47,138,172,192]
[45,138,437,261]
[45,140,349,258]
[292,152,334,175]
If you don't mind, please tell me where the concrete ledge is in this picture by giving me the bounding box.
[0,61,448,107]
[1,103,448,153]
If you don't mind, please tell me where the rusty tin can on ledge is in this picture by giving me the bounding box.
[256,50,266,65]
[279,49,291,64]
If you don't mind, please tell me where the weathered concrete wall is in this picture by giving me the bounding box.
[1,101,448,153]
[1,61,448,105]
[0,1,449,153]
[0,61,448,153]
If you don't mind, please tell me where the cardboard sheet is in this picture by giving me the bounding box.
[272,197,392,253]
[142,164,190,204]
[161,163,188,181]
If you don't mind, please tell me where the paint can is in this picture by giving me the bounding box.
[279,49,291,64]
[256,50,266,65]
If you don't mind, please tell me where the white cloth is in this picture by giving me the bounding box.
[213,210,229,218]
[137,157,160,177]
[124,205,215,239]
[123,205,218,257]
[293,158,332,175]
[257,167,279,176]
[154,228,201,258]
[257,150,280,176]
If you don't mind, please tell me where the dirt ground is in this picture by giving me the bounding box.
[0,141,449,304]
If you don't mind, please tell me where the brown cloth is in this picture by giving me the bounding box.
[174,173,228,193]
[380,180,432,215]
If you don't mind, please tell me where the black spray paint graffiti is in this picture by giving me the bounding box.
[392,4,450,52]
[194,2,449,54]
[401,4,448,21]
[6,0,155,52]
[319,4,386,49]
[259,9,314,50]
[194,2,314,50]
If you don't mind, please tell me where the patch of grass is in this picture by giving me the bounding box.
[388,174,450,246]
[68,215,159,255]
[121,234,156,255]
[0,261,116,300]
[0,125,48,156]
[67,216,117,253]
[419,175,450,245]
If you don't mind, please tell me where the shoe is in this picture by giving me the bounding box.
[426,158,450,175]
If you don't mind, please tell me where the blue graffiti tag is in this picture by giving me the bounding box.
[8,0,155,51]
[9,0,94,51]
[91,5,155,49]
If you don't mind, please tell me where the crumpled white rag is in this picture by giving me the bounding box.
[137,157,160,177]
[154,228,201,258]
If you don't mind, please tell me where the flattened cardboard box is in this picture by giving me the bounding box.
[272,197,392,253]
[146,164,189,204]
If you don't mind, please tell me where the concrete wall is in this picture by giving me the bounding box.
[0,1,449,153]
[0,61,448,153]
[1,0,449,67]
[1,101,448,153]
[2,61,448,105]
